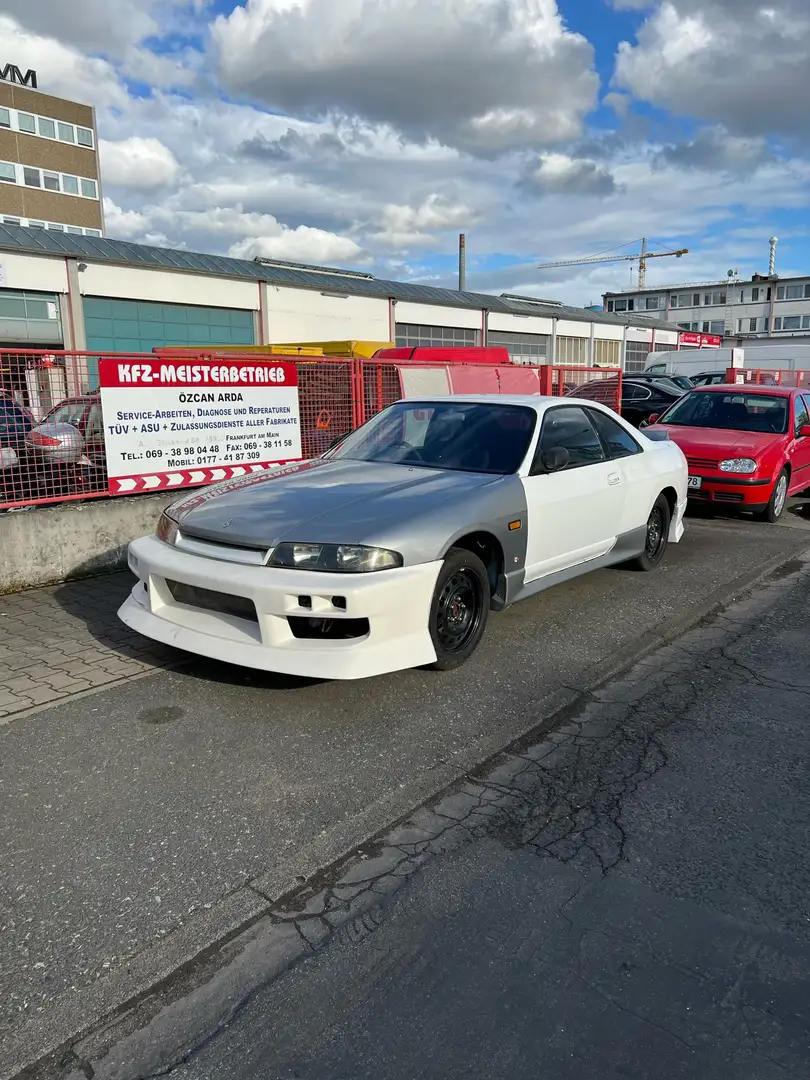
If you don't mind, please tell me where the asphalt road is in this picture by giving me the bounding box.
[140,553,810,1080]
[2,509,810,1076]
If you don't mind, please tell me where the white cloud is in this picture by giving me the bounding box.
[528,153,618,196]
[0,0,208,56]
[100,138,183,193]
[372,195,479,248]
[0,15,127,108]
[228,228,368,265]
[614,0,810,136]
[212,0,598,152]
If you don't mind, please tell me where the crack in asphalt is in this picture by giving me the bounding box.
[90,567,810,1080]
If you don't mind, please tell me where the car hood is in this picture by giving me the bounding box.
[650,425,784,459]
[167,457,502,549]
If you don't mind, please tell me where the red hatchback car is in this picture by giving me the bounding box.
[645,384,810,522]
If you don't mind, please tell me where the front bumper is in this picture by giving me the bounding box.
[120,535,442,680]
[686,473,773,509]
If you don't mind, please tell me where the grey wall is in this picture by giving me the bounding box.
[0,493,174,592]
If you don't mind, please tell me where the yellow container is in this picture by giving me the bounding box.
[272,340,393,358]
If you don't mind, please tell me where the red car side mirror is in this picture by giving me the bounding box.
[800,424,810,438]
[640,414,660,429]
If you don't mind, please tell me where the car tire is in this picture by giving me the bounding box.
[756,468,789,523]
[426,547,490,671]
[628,494,671,571]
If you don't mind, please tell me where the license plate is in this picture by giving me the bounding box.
[687,476,702,490]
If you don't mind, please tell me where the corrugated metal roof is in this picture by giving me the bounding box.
[0,224,675,331]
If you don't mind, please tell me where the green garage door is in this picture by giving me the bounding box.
[83,298,255,354]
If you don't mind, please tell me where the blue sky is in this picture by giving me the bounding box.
[3,0,809,305]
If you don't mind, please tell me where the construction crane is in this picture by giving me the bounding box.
[537,238,689,290]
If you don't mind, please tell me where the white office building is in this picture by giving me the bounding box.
[603,274,810,345]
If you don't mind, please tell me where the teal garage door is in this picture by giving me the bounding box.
[84,298,255,354]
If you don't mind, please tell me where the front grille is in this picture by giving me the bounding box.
[714,492,745,503]
[167,580,258,623]
[288,616,369,640]
[687,456,720,470]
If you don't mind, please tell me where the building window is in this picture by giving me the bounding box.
[644,297,661,310]
[774,316,803,331]
[395,323,479,348]
[80,178,98,198]
[750,318,759,332]
[487,330,548,364]
[556,336,589,365]
[0,162,16,183]
[0,106,96,149]
[66,226,83,234]
[739,290,745,303]
[703,290,726,306]
[23,167,41,187]
[61,174,79,195]
[43,171,60,192]
[751,287,760,302]
[593,339,621,367]
[47,223,64,231]
[2,216,20,225]
[775,284,809,301]
[671,294,696,309]
[624,340,651,373]
[27,221,45,229]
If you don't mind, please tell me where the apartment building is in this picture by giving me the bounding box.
[603,274,810,344]
[0,64,103,239]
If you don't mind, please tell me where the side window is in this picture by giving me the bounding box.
[85,402,104,440]
[623,383,651,401]
[588,409,642,459]
[47,402,84,426]
[802,396,810,426]
[534,407,605,471]
[794,395,809,434]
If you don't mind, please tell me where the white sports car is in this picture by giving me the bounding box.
[120,395,688,679]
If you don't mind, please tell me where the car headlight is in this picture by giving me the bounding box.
[267,543,403,573]
[719,458,758,474]
[156,512,179,546]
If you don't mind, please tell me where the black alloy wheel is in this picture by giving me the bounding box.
[427,547,490,670]
[629,493,671,571]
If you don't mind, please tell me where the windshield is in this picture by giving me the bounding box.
[660,390,789,434]
[329,400,537,474]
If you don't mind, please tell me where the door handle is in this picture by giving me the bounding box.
[607,473,621,486]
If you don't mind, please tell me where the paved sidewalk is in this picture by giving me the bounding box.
[0,574,178,719]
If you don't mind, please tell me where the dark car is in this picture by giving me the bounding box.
[569,378,684,428]
[691,371,731,387]
[632,373,694,392]
[0,395,33,449]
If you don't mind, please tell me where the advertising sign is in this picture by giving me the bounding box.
[98,358,301,495]
[678,332,722,348]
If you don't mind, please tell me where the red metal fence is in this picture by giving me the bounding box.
[725,367,810,388]
[0,349,621,512]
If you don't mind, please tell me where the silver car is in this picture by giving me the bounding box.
[120,395,687,679]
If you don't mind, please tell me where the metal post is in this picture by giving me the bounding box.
[459,234,466,292]
[769,236,779,277]
[638,237,648,290]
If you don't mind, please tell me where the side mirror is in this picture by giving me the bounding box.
[541,446,570,473]
[799,425,810,438]
[644,414,660,427]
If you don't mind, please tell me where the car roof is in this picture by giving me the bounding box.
[407,394,618,412]
[689,384,793,397]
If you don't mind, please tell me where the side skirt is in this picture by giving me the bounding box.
[503,525,647,608]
